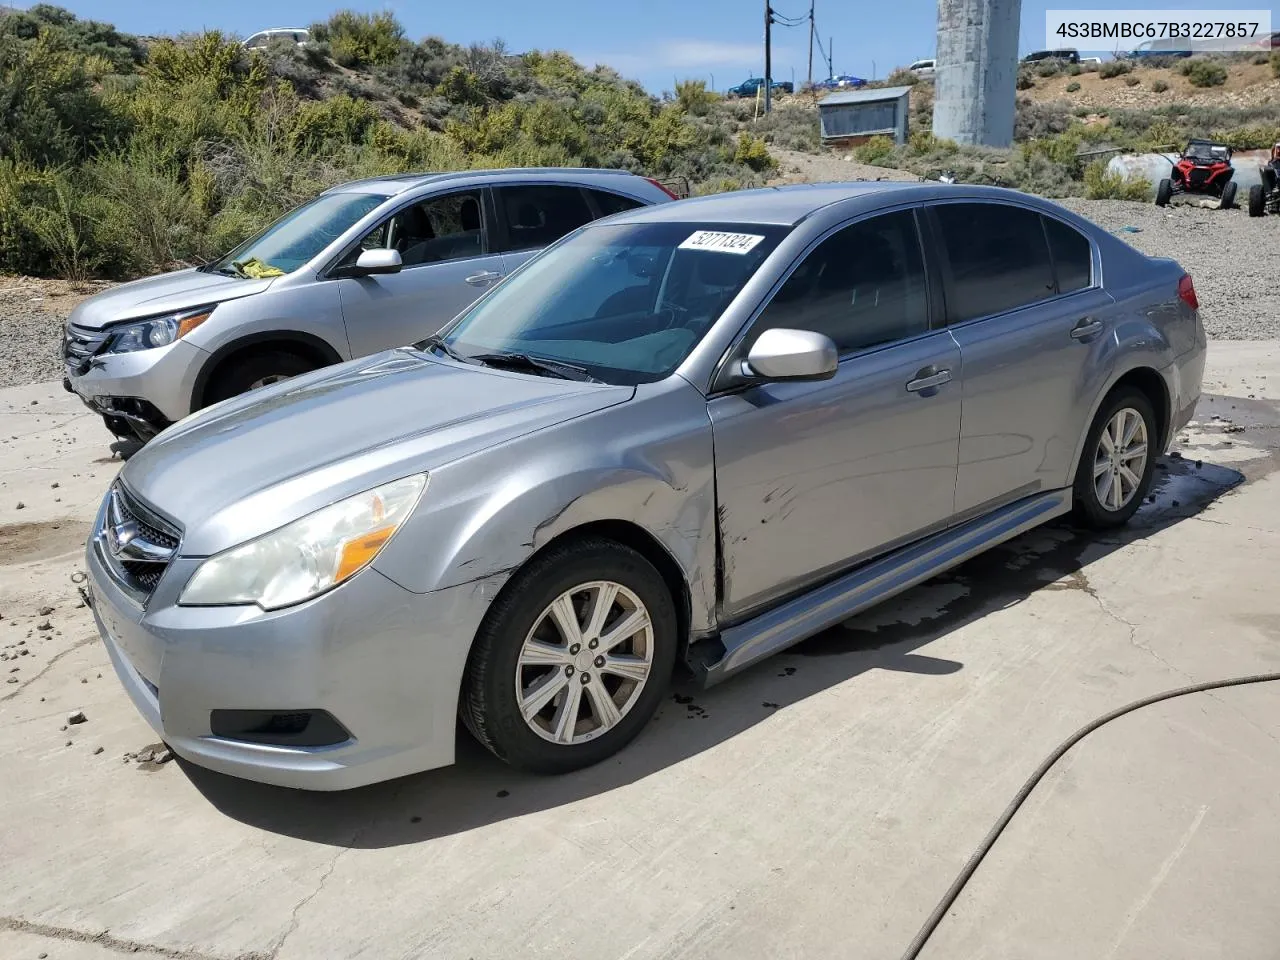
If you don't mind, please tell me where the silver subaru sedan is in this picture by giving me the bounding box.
[83,182,1206,790]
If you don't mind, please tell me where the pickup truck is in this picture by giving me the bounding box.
[728,77,794,97]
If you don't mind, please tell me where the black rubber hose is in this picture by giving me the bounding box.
[899,673,1280,960]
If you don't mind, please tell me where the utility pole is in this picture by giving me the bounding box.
[807,0,814,87]
[764,0,773,114]
[829,36,834,78]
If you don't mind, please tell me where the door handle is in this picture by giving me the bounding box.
[465,271,502,286]
[905,367,952,393]
[1070,318,1104,340]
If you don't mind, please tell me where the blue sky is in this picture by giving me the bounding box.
[43,0,1249,93]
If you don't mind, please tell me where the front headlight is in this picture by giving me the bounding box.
[179,474,427,610]
[105,306,215,354]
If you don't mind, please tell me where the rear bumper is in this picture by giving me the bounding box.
[85,498,495,791]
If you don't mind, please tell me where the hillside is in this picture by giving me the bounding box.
[0,6,776,281]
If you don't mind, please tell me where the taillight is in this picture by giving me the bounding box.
[645,177,679,200]
[1178,274,1199,310]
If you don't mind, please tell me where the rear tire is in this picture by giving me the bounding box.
[1155,178,1172,207]
[1220,180,1237,209]
[1071,387,1159,530]
[460,538,677,774]
[203,350,317,406]
[1262,166,1278,194]
[1249,183,1266,217]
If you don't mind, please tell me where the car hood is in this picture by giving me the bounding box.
[66,267,273,330]
[118,349,634,556]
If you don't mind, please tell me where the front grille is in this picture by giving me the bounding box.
[1187,168,1210,188]
[97,484,181,603]
[64,323,110,373]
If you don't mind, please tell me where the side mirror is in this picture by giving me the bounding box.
[742,328,838,382]
[352,248,402,276]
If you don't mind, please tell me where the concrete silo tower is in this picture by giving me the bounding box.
[932,0,1021,147]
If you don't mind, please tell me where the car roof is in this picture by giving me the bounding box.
[322,167,644,197]
[602,182,926,226]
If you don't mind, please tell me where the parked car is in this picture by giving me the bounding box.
[1123,39,1193,58]
[84,182,1205,790]
[1022,48,1080,64]
[815,74,867,90]
[62,169,678,445]
[907,58,936,79]
[728,76,792,97]
[243,27,310,49]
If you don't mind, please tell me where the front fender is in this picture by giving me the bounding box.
[372,380,719,635]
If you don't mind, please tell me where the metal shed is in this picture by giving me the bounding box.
[818,86,913,145]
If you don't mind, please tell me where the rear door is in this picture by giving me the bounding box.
[335,187,507,355]
[491,183,602,274]
[927,200,1115,520]
[709,207,962,621]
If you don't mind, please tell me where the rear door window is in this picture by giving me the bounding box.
[933,202,1056,323]
[495,185,596,253]
[1042,215,1092,293]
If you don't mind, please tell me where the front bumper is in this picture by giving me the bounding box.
[85,512,495,791]
[64,338,208,429]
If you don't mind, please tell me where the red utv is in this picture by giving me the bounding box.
[1155,139,1238,209]
[1247,142,1280,217]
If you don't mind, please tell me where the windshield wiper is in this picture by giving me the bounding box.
[212,263,249,279]
[417,334,469,364]
[468,350,602,383]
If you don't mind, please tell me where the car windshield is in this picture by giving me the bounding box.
[426,221,789,386]
[205,192,386,278]
[1186,142,1227,160]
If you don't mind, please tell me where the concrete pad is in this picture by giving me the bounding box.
[2,357,1280,960]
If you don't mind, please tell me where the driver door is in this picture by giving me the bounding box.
[335,188,506,356]
[708,208,962,621]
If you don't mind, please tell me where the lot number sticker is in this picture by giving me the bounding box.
[679,231,765,255]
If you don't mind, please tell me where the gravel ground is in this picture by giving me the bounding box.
[0,279,107,390]
[1,191,1277,390]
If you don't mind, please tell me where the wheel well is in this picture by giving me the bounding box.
[533,520,693,658]
[194,334,341,410]
[1110,367,1171,447]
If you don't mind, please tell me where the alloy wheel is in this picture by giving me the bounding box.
[514,581,654,745]
[1092,406,1149,511]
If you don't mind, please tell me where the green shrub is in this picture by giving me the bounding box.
[674,79,718,116]
[1035,61,1061,78]
[1272,51,1280,77]
[754,103,820,151]
[907,131,957,156]
[853,134,897,166]
[1180,58,1227,87]
[1099,59,1132,79]
[884,67,918,86]
[1124,75,1141,87]
[1152,79,1169,92]
[1211,124,1280,150]
[1066,63,1082,76]
[310,10,404,69]
[1016,72,1035,90]
[1066,81,1081,92]
[734,132,775,172]
[1083,159,1150,200]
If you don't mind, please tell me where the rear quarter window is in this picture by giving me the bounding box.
[588,189,646,217]
[1042,215,1092,293]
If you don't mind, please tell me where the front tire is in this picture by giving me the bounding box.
[1249,183,1266,217]
[1071,387,1158,529]
[203,350,317,406]
[1220,180,1237,209]
[460,538,677,774]
[1155,178,1172,207]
